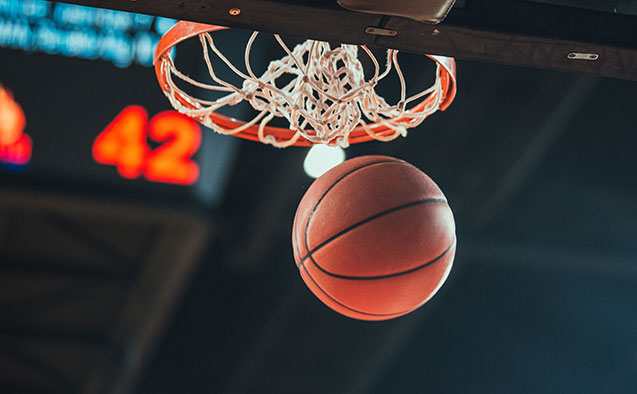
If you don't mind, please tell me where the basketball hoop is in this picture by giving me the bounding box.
[154,21,456,148]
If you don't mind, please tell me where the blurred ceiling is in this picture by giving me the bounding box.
[0,189,210,394]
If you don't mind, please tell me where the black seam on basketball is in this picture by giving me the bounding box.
[294,211,305,266]
[298,197,450,279]
[301,237,456,280]
[299,261,419,318]
[298,198,447,267]
[302,158,412,272]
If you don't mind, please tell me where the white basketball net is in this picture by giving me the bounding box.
[159,31,446,148]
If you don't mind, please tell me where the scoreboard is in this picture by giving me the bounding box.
[0,1,238,207]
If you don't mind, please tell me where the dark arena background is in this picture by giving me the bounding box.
[1,1,637,394]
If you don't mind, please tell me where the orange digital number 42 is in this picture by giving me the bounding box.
[93,106,201,185]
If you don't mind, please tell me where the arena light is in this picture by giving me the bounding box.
[303,144,345,179]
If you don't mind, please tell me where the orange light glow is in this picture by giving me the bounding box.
[0,86,32,166]
[93,105,201,185]
[0,133,32,165]
[0,86,26,146]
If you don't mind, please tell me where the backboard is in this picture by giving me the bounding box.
[56,0,637,81]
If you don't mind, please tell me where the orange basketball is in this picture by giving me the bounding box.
[292,155,456,321]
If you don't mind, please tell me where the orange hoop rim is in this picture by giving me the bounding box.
[154,21,457,147]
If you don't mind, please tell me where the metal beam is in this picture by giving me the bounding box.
[0,337,81,393]
[0,255,133,281]
[0,381,68,394]
[0,326,106,345]
[0,280,125,317]
[53,0,637,80]
[43,213,141,268]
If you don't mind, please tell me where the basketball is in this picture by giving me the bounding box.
[292,155,456,321]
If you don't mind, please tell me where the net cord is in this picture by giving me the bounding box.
[158,31,446,148]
